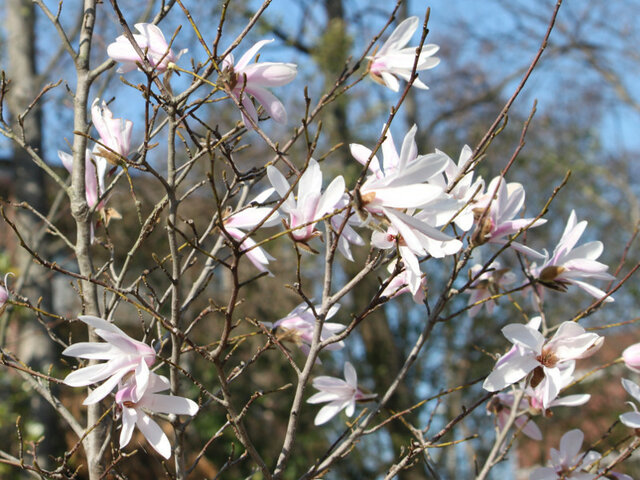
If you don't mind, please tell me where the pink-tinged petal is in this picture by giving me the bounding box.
[57,150,74,173]
[620,411,640,429]
[623,346,640,373]
[235,39,274,70]
[502,324,544,352]
[242,62,297,87]
[119,407,137,448]
[559,429,583,465]
[314,402,344,425]
[344,362,357,388]
[350,143,381,174]
[62,342,121,360]
[495,240,545,259]
[83,367,130,405]
[377,17,418,56]
[622,378,640,403]
[134,23,169,52]
[139,394,198,415]
[225,207,279,229]
[240,236,274,274]
[247,86,287,123]
[239,94,259,129]
[514,416,542,441]
[107,38,142,67]
[135,411,171,459]
[483,354,539,391]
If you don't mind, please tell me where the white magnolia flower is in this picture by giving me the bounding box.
[483,317,602,408]
[63,316,156,405]
[273,303,344,355]
[107,23,187,74]
[268,158,345,246]
[472,176,546,257]
[531,210,615,302]
[220,39,297,128]
[368,17,440,92]
[116,372,198,459]
[530,429,600,480]
[222,188,280,274]
[91,98,133,162]
[307,362,377,425]
[622,343,640,373]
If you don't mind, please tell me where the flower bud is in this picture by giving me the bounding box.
[623,343,640,373]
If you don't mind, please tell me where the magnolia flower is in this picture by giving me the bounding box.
[380,259,426,304]
[0,272,11,313]
[58,149,107,210]
[267,159,345,246]
[273,303,344,355]
[222,189,279,274]
[307,362,377,425]
[117,372,198,459]
[62,316,156,405]
[350,124,419,181]
[466,262,516,317]
[367,16,440,92]
[622,343,640,373]
[107,23,187,74]
[531,429,601,480]
[620,378,640,429]
[531,210,615,302]
[91,98,133,163]
[489,363,589,442]
[219,39,297,128]
[472,176,546,257]
[483,317,603,408]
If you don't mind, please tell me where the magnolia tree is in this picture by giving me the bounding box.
[0,0,638,479]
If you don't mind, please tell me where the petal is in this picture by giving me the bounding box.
[620,411,640,428]
[316,176,345,217]
[248,86,287,124]
[135,411,172,459]
[559,429,583,465]
[119,407,137,449]
[314,402,344,425]
[343,362,357,388]
[242,62,297,87]
[482,354,539,391]
[83,367,130,405]
[62,342,121,360]
[350,143,381,174]
[139,394,199,415]
[236,39,274,70]
[380,71,400,92]
[502,324,544,352]
[377,17,418,56]
[622,378,640,403]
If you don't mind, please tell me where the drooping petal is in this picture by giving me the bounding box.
[139,394,199,415]
[247,86,287,124]
[119,407,138,449]
[135,410,172,459]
